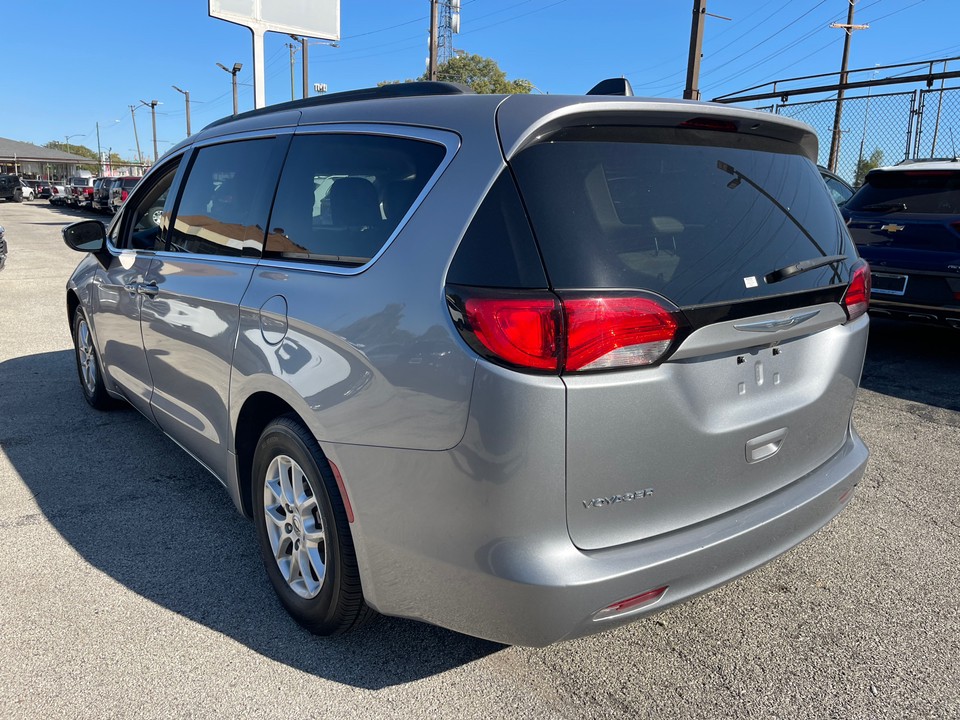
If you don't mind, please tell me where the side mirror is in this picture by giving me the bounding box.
[62,220,106,253]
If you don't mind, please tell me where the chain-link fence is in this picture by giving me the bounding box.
[917,87,960,159]
[773,91,918,186]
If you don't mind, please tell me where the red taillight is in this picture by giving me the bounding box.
[564,296,678,371]
[452,289,678,373]
[843,263,872,321]
[121,189,129,202]
[464,297,560,371]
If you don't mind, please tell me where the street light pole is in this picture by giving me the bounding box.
[96,122,102,175]
[217,62,243,115]
[64,134,82,156]
[173,85,191,136]
[301,36,308,98]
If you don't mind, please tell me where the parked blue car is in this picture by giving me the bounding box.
[842,158,960,329]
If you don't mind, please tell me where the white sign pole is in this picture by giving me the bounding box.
[252,25,266,109]
[210,0,339,112]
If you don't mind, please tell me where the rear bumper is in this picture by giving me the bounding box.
[331,420,868,647]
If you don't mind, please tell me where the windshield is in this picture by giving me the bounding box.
[509,126,854,308]
[846,169,960,214]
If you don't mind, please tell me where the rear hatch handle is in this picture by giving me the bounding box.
[746,427,788,464]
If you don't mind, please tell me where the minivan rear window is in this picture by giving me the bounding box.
[845,169,960,214]
[509,126,854,308]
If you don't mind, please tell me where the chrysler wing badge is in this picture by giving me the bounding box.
[734,310,820,333]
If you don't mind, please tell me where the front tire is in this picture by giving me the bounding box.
[253,415,373,635]
[72,306,114,410]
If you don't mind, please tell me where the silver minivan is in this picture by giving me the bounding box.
[62,81,870,646]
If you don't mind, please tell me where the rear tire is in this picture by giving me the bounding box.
[252,414,374,636]
[13,189,22,203]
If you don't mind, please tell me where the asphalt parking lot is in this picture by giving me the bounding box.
[1,199,958,719]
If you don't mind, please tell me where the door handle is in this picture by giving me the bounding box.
[123,282,159,297]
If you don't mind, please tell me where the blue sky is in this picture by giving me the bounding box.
[1,0,957,163]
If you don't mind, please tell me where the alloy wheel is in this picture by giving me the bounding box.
[76,317,98,396]
[263,454,326,599]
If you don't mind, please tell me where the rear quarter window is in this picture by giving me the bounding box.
[509,126,855,308]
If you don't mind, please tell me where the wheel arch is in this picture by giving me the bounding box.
[66,289,81,335]
[234,392,305,518]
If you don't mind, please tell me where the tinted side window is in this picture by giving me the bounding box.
[169,138,279,257]
[447,170,548,288]
[265,133,446,267]
[117,161,181,251]
[824,177,852,206]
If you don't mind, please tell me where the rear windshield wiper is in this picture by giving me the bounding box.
[764,255,847,284]
[859,202,906,212]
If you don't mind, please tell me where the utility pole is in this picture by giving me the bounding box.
[290,35,309,98]
[828,1,869,173]
[428,0,439,81]
[217,62,243,115]
[140,100,160,162]
[684,0,707,100]
[286,42,299,101]
[129,105,142,171]
[173,85,191,136]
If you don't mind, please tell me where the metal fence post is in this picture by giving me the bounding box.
[930,61,949,156]
[914,91,926,159]
[904,89,919,162]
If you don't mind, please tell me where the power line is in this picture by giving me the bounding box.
[700,0,830,79]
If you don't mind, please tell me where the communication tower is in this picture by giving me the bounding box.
[438,0,460,65]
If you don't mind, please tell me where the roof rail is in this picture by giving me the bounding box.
[202,81,475,132]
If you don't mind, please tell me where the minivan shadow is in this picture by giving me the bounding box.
[861,317,960,412]
[0,350,502,689]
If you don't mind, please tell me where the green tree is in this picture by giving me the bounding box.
[854,148,883,187]
[380,54,532,94]
[45,141,99,174]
